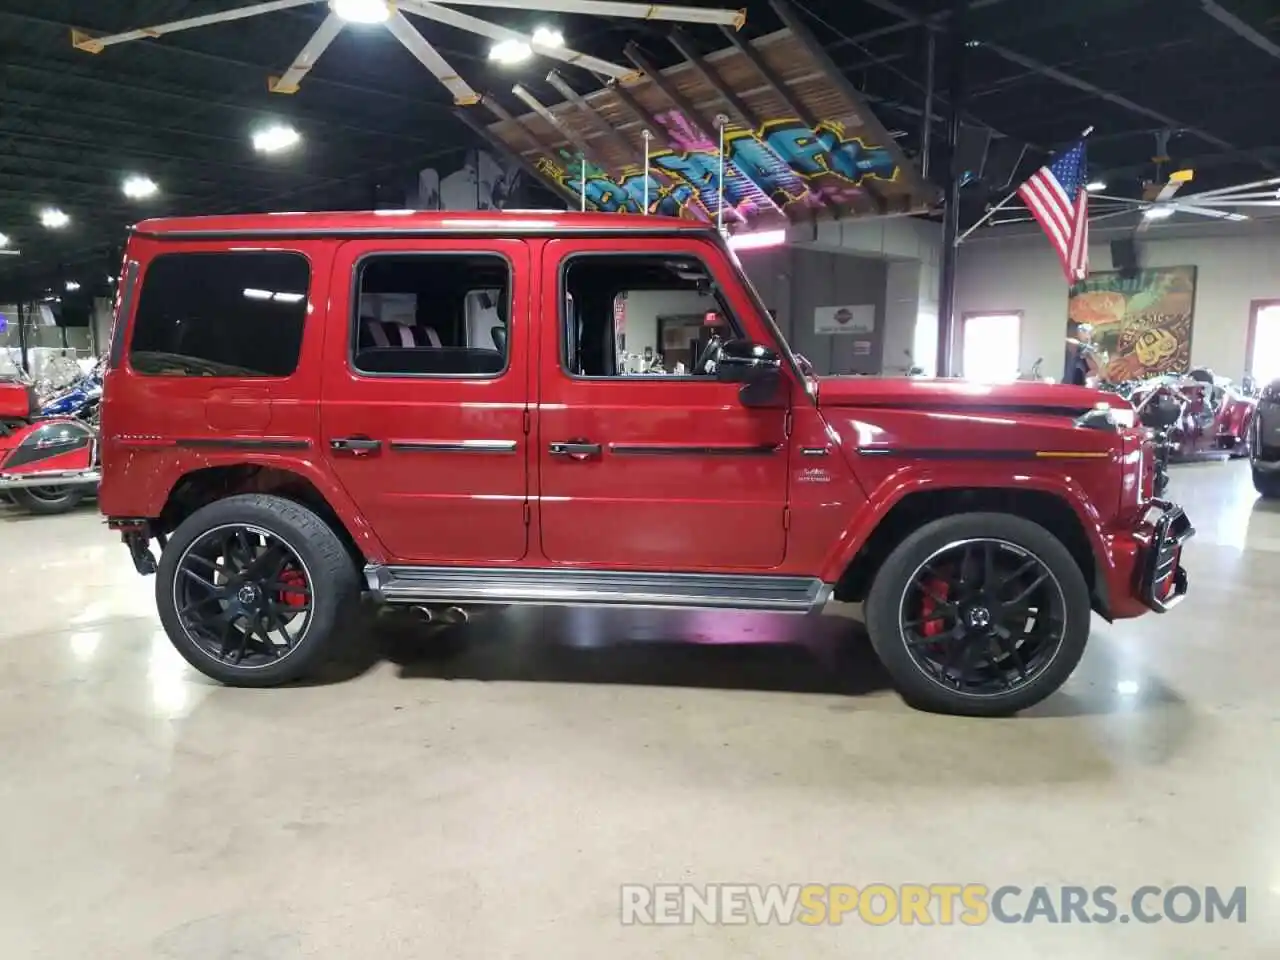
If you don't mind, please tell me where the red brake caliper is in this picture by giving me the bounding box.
[919,573,952,640]
[277,568,307,609]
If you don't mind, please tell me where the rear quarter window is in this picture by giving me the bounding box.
[129,251,310,378]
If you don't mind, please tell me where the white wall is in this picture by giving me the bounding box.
[740,246,888,375]
[621,289,715,357]
[954,218,1280,380]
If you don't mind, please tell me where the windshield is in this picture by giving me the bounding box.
[721,240,808,385]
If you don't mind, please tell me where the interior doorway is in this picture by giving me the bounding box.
[961,312,1022,382]
[1248,300,1280,385]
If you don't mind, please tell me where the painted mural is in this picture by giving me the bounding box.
[534,114,900,221]
[1067,266,1198,381]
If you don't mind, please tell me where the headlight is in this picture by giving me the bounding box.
[1262,383,1280,404]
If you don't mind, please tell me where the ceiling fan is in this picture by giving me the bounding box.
[1091,128,1270,231]
[70,0,745,104]
[1124,168,1251,232]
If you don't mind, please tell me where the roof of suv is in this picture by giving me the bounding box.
[132,210,720,240]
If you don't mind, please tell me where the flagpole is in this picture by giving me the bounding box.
[956,191,1019,245]
[955,126,1094,246]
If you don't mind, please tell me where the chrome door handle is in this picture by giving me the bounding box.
[549,440,602,460]
[330,436,382,456]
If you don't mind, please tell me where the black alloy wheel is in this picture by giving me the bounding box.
[156,494,360,686]
[173,524,315,670]
[898,539,1067,698]
[865,512,1091,717]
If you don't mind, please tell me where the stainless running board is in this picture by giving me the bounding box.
[365,565,831,614]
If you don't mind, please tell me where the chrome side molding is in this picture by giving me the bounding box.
[389,440,518,454]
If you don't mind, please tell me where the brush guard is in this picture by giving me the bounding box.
[1139,499,1194,613]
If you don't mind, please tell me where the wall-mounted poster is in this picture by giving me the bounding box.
[815,304,876,335]
[1067,266,1197,381]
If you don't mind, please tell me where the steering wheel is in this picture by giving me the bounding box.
[694,334,725,376]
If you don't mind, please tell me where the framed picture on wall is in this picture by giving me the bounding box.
[1067,266,1197,381]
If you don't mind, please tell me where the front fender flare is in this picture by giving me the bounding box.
[818,464,1113,587]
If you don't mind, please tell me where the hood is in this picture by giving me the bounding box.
[815,376,1131,416]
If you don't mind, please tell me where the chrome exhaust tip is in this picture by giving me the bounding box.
[409,605,435,624]
[442,606,469,624]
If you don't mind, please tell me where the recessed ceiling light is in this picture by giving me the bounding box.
[1086,180,1106,192]
[1143,206,1175,220]
[489,38,533,64]
[123,175,159,199]
[331,0,390,24]
[532,27,565,48]
[252,124,301,154]
[41,208,70,229]
[65,281,81,292]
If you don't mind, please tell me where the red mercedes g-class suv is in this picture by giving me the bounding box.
[99,211,1192,716]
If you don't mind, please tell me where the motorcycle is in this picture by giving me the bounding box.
[1128,368,1256,462]
[0,359,103,515]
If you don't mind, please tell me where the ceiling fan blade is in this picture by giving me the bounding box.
[269,12,345,93]
[1141,167,1194,202]
[1169,204,1249,221]
[1188,175,1280,200]
[384,11,480,105]
[401,0,637,81]
[405,0,745,26]
[72,0,321,52]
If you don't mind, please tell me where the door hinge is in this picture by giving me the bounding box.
[523,501,531,525]
[523,408,531,435]
[784,409,794,439]
[783,506,791,530]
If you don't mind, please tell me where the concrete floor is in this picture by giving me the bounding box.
[1,461,1277,958]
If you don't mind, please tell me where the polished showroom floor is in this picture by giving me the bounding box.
[1,461,1277,959]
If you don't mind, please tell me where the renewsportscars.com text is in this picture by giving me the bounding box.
[620,883,1247,926]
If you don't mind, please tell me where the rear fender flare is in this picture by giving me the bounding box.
[159,453,388,564]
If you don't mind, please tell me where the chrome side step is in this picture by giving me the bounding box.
[365,565,831,614]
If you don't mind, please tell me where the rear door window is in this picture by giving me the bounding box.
[129,251,310,377]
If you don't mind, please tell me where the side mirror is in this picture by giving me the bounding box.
[715,339,781,384]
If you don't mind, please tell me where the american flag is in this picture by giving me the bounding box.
[1017,139,1090,283]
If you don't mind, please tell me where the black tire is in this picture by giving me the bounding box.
[1254,467,1280,499]
[864,512,1092,717]
[156,493,361,687]
[9,486,85,515]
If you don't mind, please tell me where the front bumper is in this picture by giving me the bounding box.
[1137,499,1194,613]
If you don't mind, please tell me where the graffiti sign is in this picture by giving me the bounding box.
[534,113,900,221]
